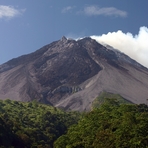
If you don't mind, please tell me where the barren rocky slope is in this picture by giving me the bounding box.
[0,36,148,111]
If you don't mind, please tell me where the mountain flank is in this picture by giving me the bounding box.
[0,37,148,111]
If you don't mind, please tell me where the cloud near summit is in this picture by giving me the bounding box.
[91,26,148,68]
[0,5,25,19]
[83,5,127,17]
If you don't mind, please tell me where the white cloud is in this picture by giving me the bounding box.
[84,5,127,17]
[62,6,74,13]
[91,26,148,68]
[0,5,25,19]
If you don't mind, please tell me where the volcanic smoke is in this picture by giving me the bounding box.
[91,26,148,68]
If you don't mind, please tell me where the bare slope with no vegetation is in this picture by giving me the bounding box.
[0,36,148,111]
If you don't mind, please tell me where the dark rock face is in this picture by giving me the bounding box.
[32,37,103,105]
[0,37,102,104]
[0,37,148,111]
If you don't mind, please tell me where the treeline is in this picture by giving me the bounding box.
[54,99,148,148]
[0,99,81,148]
[1,99,148,148]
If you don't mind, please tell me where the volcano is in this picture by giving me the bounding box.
[0,36,148,111]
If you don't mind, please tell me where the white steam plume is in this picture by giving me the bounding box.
[91,26,148,68]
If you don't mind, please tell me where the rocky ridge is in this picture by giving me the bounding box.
[0,37,148,111]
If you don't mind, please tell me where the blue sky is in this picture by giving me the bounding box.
[0,0,148,64]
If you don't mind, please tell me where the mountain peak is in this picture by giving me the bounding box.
[61,36,67,42]
[0,37,148,111]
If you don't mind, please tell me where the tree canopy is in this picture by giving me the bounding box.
[0,99,80,148]
[1,98,148,148]
[54,99,148,148]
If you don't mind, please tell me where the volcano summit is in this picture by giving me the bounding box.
[0,37,148,111]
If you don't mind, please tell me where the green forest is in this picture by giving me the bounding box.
[0,99,81,148]
[0,98,148,148]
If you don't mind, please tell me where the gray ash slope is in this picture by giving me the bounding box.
[0,36,148,111]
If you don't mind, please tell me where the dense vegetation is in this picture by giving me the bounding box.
[54,99,148,148]
[0,99,81,148]
[1,98,148,148]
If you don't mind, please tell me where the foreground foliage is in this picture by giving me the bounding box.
[1,98,148,148]
[0,99,80,148]
[54,99,148,148]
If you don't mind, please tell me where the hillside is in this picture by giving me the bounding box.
[1,99,148,148]
[0,99,80,147]
[91,91,132,109]
[54,99,148,148]
[0,37,148,111]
